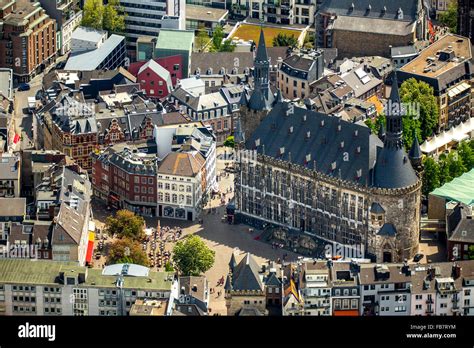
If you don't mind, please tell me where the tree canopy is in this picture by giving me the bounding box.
[81,0,104,30]
[421,157,440,196]
[105,210,145,240]
[103,0,125,33]
[272,33,298,47]
[210,26,235,52]
[223,135,235,148]
[421,139,474,196]
[399,78,439,145]
[82,0,125,32]
[108,238,148,266]
[438,2,458,32]
[172,235,215,276]
[196,28,210,52]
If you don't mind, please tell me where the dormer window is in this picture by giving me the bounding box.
[397,8,403,19]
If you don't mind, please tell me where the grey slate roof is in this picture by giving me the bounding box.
[318,0,420,22]
[370,202,385,214]
[230,253,263,291]
[372,72,418,189]
[448,204,474,243]
[246,102,383,185]
[377,223,397,237]
[409,132,422,160]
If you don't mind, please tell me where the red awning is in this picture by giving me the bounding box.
[85,240,94,264]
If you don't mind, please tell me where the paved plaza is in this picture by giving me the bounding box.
[92,148,298,315]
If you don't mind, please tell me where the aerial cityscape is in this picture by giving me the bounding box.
[0,0,473,330]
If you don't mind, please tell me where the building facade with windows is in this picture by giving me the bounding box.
[119,0,185,60]
[0,0,57,82]
[0,260,177,316]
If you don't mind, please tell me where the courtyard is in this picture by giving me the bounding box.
[230,23,304,47]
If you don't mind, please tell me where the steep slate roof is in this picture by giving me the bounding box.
[377,223,397,237]
[370,202,385,214]
[318,0,420,22]
[409,132,422,160]
[246,102,383,185]
[372,72,418,189]
[447,204,474,244]
[230,253,263,291]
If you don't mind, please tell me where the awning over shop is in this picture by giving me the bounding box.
[85,231,95,264]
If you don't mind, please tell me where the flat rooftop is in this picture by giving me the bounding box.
[185,5,228,22]
[0,259,174,290]
[400,34,472,78]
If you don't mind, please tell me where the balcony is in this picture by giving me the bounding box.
[426,307,434,314]
[426,298,434,304]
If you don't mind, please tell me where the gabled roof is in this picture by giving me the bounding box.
[377,223,397,237]
[231,253,263,291]
[370,202,385,214]
[138,59,172,90]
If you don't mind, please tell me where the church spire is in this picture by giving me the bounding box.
[255,28,268,63]
[247,28,274,111]
[384,71,404,150]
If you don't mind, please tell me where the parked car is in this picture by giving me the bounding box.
[17,83,30,91]
[413,254,424,262]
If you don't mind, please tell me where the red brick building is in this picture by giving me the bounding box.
[92,143,158,217]
[0,0,57,82]
[42,93,98,171]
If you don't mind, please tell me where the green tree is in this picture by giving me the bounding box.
[303,32,314,49]
[439,158,452,185]
[219,39,236,52]
[438,2,458,32]
[172,235,215,276]
[223,135,235,148]
[81,0,104,30]
[108,238,148,266]
[211,25,224,51]
[402,114,422,150]
[196,28,209,52]
[164,261,174,272]
[103,0,125,33]
[422,157,440,196]
[468,245,474,260]
[446,151,467,178]
[457,140,474,170]
[399,78,439,141]
[272,33,298,47]
[105,209,145,240]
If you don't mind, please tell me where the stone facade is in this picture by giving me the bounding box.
[225,291,267,316]
[332,30,415,59]
[235,152,421,262]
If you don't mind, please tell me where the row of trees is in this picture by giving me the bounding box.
[422,139,474,196]
[105,210,215,276]
[82,0,125,33]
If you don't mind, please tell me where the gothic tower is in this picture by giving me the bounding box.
[369,71,422,263]
[240,28,276,140]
